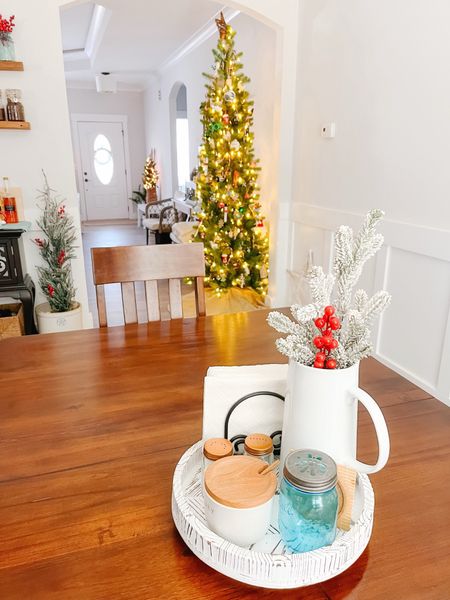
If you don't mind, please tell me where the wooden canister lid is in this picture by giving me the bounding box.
[244,433,273,456]
[203,438,233,461]
[204,455,277,509]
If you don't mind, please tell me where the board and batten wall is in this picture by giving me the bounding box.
[288,1,450,405]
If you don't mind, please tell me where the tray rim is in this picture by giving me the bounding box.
[172,440,374,589]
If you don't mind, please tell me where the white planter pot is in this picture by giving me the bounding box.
[35,302,82,334]
[280,360,390,474]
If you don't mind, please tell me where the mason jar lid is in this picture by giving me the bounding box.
[244,433,273,456]
[283,449,337,493]
[203,438,233,461]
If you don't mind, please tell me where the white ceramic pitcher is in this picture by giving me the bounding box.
[280,361,390,474]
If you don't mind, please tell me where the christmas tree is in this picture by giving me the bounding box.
[34,174,77,312]
[143,149,159,202]
[193,12,269,297]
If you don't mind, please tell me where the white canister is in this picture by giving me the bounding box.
[203,455,277,547]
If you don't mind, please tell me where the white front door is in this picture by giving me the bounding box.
[77,121,129,221]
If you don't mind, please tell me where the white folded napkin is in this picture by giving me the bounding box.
[202,364,288,440]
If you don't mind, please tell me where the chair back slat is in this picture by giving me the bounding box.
[145,280,160,321]
[195,277,206,317]
[96,284,107,327]
[121,282,138,324]
[168,278,183,319]
[91,243,206,327]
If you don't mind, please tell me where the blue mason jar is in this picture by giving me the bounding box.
[279,449,338,553]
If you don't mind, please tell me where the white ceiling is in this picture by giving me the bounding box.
[60,0,225,90]
[60,2,94,52]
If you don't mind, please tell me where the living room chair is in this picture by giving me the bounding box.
[91,243,206,327]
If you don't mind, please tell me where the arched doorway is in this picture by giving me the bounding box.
[57,0,300,306]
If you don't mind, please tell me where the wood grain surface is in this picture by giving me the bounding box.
[0,309,449,599]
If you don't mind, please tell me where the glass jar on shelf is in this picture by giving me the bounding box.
[0,31,15,61]
[279,449,338,553]
[6,89,25,121]
[0,90,6,121]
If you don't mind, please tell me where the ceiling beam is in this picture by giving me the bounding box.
[157,6,240,75]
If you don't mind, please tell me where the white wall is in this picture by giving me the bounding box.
[66,88,147,216]
[0,1,91,327]
[289,0,450,404]
[143,13,277,216]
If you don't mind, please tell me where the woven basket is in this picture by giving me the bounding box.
[0,302,24,339]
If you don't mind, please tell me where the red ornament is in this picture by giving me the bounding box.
[257,220,264,228]
[222,114,230,125]
[313,336,324,349]
[57,250,65,266]
[47,284,55,297]
[314,360,324,369]
[316,352,326,362]
[325,358,337,369]
[329,338,339,349]
[324,305,335,318]
[218,202,225,209]
[323,329,333,338]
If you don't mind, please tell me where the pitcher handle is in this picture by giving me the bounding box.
[349,387,390,474]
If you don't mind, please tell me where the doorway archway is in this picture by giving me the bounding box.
[57,0,300,306]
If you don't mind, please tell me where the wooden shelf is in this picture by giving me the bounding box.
[0,121,30,130]
[0,60,24,71]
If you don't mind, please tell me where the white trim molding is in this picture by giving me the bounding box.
[158,7,240,75]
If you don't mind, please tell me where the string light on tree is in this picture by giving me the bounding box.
[142,148,159,202]
[193,12,269,297]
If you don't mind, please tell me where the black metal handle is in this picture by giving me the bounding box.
[224,391,285,455]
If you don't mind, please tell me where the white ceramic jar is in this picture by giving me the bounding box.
[203,455,277,547]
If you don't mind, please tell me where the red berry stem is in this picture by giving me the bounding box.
[313,305,341,369]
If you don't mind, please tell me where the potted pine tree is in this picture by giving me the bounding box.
[33,175,82,333]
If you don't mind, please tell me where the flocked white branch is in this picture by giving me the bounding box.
[267,209,391,368]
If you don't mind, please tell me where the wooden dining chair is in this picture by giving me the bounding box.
[91,243,206,327]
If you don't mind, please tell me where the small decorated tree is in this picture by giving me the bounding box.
[143,149,159,202]
[34,175,77,313]
[268,210,391,369]
[193,12,269,297]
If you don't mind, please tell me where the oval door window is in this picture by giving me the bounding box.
[93,134,114,185]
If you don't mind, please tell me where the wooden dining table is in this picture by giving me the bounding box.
[1,309,449,599]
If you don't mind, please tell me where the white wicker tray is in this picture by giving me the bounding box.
[172,441,375,589]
